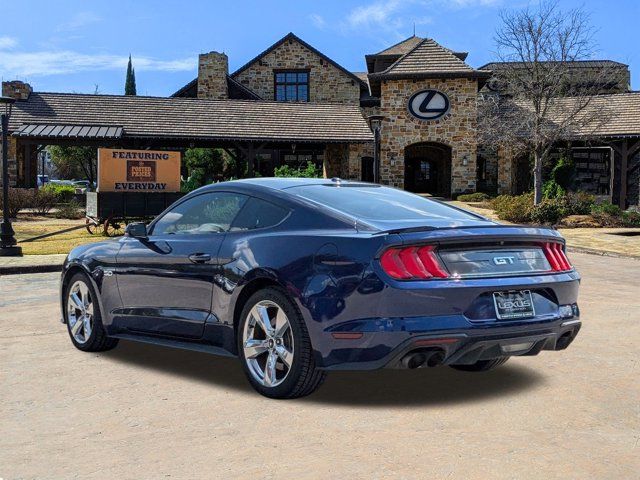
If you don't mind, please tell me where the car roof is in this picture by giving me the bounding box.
[212,177,373,190]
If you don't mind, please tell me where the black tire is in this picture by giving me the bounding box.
[63,272,119,352]
[450,356,509,372]
[237,287,326,399]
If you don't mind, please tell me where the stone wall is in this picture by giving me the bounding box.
[0,137,18,187]
[378,77,478,194]
[2,80,32,100]
[496,146,516,195]
[0,81,31,187]
[197,52,228,100]
[233,38,361,104]
[477,144,498,193]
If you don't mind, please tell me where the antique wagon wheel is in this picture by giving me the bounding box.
[103,215,126,237]
[85,217,103,235]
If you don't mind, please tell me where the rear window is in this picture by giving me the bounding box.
[230,197,289,231]
[286,185,478,221]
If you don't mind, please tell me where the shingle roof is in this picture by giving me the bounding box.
[561,92,640,137]
[372,36,424,56]
[370,38,490,79]
[8,92,373,143]
[500,92,640,138]
[479,60,628,71]
[352,72,369,83]
[14,124,123,139]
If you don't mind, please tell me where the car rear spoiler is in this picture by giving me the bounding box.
[387,225,565,246]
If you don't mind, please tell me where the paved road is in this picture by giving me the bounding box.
[1,252,638,479]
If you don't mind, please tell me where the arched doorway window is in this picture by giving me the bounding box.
[404,142,452,197]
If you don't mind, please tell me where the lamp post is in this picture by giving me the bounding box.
[0,95,21,256]
[368,115,384,184]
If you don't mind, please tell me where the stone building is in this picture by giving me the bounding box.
[3,32,639,205]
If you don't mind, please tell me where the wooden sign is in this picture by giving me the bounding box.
[97,148,181,192]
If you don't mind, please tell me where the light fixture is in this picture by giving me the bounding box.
[367,115,385,184]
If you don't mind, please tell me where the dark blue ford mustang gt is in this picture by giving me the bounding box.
[60,178,581,398]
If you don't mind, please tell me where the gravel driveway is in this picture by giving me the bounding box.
[1,252,638,479]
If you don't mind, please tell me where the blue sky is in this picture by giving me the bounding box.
[1,0,637,96]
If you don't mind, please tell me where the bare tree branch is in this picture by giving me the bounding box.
[482,0,616,204]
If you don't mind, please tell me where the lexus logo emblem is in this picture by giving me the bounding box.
[407,89,450,120]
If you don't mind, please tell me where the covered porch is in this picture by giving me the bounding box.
[3,89,374,188]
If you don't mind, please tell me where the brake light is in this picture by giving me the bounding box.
[380,245,448,280]
[543,242,572,272]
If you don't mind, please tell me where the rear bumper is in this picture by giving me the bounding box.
[317,314,581,370]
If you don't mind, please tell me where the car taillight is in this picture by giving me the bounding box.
[380,245,449,280]
[543,242,573,272]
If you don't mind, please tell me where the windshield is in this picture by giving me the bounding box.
[286,185,480,222]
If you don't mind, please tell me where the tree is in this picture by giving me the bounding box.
[125,54,137,96]
[479,0,613,204]
[183,148,228,185]
[48,146,97,184]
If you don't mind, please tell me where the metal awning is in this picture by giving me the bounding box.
[13,124,124,139]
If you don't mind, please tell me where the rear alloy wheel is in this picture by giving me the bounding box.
[450,356,509,372]
[238,287,326,399]
[64,272,118,352]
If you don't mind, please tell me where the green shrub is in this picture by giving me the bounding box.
[457,192,491,202]
[564,192,595,216]
[591,202,622,217]
[0,188,34,218]
[274,161,322,178]
[54,199,83,219]
[590,202,623,227]
[42,184,76,203]
[32,188,58,215]
[530,198,566,225]
[490,193,534,223]
[622,210,640,227]
[542,180,565,199]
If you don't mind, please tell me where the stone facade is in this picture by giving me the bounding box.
[476,144,499,193]
[233,38,361,104]
[2,80,32,100]
[197,52,229,100]
[0,81,31,187]
[0,137,18,187]
[378,77,478,194]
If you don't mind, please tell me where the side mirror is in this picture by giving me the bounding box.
[125,222,148,240]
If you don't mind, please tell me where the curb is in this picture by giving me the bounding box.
[0,264,63,276]
[566,246,640,261]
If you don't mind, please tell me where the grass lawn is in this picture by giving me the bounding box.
[12,215,116,255]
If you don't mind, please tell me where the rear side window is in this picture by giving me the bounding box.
[230,197,289,231]
[286,185,478,221]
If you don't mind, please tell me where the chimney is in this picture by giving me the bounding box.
[2,80,32,100]
[197,52,228,100]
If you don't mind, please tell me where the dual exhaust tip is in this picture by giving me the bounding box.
[401,349,445,369]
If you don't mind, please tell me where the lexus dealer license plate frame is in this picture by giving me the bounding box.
[493,290,535,320]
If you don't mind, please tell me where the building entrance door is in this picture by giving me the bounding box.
[404,142,452,197]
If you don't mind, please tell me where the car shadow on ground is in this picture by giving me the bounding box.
[105,340,545,407]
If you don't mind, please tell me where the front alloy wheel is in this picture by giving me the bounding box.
[67,280,94,344]
[63,272,118,352]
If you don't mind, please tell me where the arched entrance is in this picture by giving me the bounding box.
[404,142,452,197]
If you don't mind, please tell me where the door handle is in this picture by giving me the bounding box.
[188,253,212,264]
